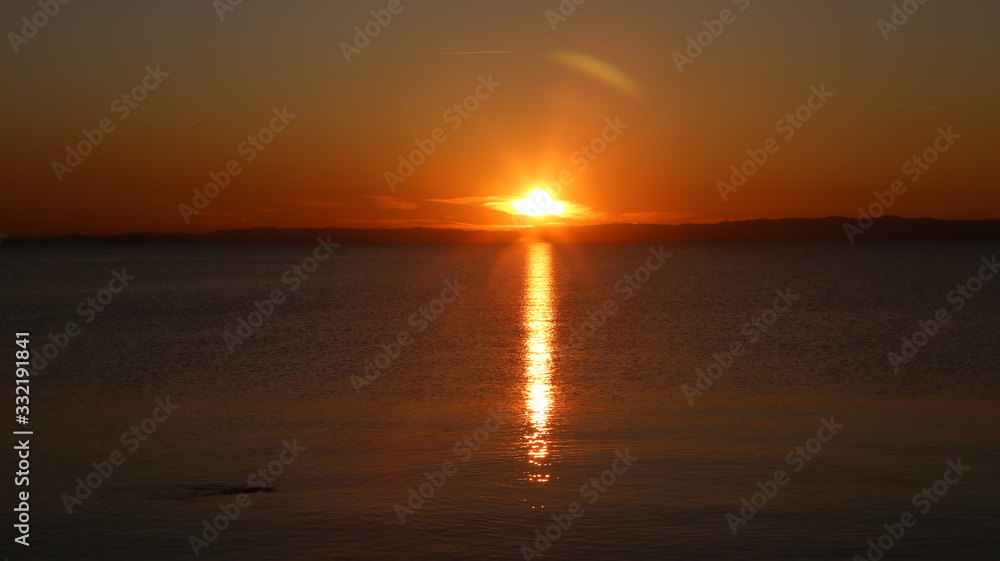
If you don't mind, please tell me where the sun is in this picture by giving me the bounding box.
[513,189,565,217]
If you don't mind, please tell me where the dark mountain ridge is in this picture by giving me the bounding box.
[7,217,1000,244]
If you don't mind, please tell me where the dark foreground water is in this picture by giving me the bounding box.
[0,243,997,560]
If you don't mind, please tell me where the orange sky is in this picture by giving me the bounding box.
[2,0,998,235]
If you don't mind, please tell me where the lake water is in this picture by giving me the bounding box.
[1,243,997,560]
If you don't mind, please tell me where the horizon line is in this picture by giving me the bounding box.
[6,216,1000,240]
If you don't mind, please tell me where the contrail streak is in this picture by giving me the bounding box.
[366,51,514,56]
[886,105,942,110]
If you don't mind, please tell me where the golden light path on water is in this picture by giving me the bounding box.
[523,243,555,484]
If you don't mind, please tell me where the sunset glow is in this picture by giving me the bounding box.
[513,189,565,217]
[3,1,998,558]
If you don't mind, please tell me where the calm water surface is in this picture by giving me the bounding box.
[0,243,997,560]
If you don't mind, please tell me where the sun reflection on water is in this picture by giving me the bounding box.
[523,243,555,483]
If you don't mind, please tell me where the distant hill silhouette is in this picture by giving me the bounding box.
[8,217,1000,244]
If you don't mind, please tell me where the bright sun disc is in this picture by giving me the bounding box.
[514,189,565,217]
